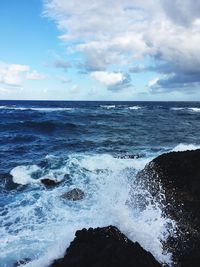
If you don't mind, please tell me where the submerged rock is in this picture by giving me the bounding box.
[50,226,161,267]
[0,173,19,191]
[41,178,62,187]
[117,153,145,159]
[61,188,85,201]
[13,258,31,266]
[136,149,200,267]
[0,173,13,180]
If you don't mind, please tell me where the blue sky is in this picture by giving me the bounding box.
[0,0,200,100]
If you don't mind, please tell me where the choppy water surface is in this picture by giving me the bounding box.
[1,101,200,267]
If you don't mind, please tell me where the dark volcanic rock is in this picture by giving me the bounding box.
[50,226,161,267]
[13,258,31,266]
[41,178,62,187]
[137,149,200,267]
[116,153,146,159]
[61,188,85,201]
[0,173,19,191]
[137,149,200,224]
[0,173,13,180]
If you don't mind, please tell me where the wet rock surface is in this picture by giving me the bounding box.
[50,226,162,267]
[40,178,62,187]
[137,149,200,267]
[61,188,85,201]
[12,258,31,267]
[0,172,19,190]
[0,173,13,180]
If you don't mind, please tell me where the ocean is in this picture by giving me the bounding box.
[1,100,200,267]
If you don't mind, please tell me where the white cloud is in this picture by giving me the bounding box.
[0,61,48,98]
[91,71,124,86]
[0,62,30,87]
[148,77,160,87]
[43,0,200,92]
[43,0,157,71]
[26,70,47,80]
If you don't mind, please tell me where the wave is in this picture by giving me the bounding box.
[10,165,41,185]
[0,105,9,109]
[171,107,200,112]
[0,121,78,134]
[22,121,77,131]
[170,107,185,111]
[172,143,200,152]
[188,107,200,112]
[100,105,142,110]
[0,106,74,112]
[127,106,141,110]
[1,153,175,267]
[100,105,116,109]
[30,107,74,112]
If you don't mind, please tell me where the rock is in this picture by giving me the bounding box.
[13,258,31,266]
[0,173,13,180]
[61,188,85,201]
[50,226,162,267]
[116,153,145,159]
[0,173,19,191]
[41,178,62,187]
[136,149,200,267]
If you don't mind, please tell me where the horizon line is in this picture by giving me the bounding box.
[0,99,200,102]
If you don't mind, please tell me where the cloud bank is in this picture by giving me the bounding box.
[43,0,200,94]
[0,61,47,92]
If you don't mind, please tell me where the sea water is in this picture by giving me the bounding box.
[1,101,200,267]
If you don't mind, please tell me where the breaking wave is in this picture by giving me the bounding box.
[0,106,74,112]
[171,107,200,112]
[1,153,175,267]
[100,105,142,110]
[188,107,200,112]
[100,105,116,109]
[172,143,200,152]
[127,106,142,110]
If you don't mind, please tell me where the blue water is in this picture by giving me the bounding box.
[0,101,200,267]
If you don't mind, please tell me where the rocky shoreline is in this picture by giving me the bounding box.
[50,226,162,267]
[136,149,200,267]
[14,149,200,267]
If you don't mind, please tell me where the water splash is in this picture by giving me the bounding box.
[0,153,175,266]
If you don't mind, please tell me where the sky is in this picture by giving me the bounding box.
[0,0,200,101]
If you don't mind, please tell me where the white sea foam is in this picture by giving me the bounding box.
[30,107,74,112]
[188,107,200,112]
[0,105,9,109]
[0,106,74,111]
[171,107,200,112]
[10,165,41,185]
[170,107,185,111]
[172,143,200,152]
[100,105,142,110]
[79,154,149,172]
[0,105,18,110]
[0,105,28,110]
[100,105,116,109]
[2,153,175,267]
[128,106,142,110]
